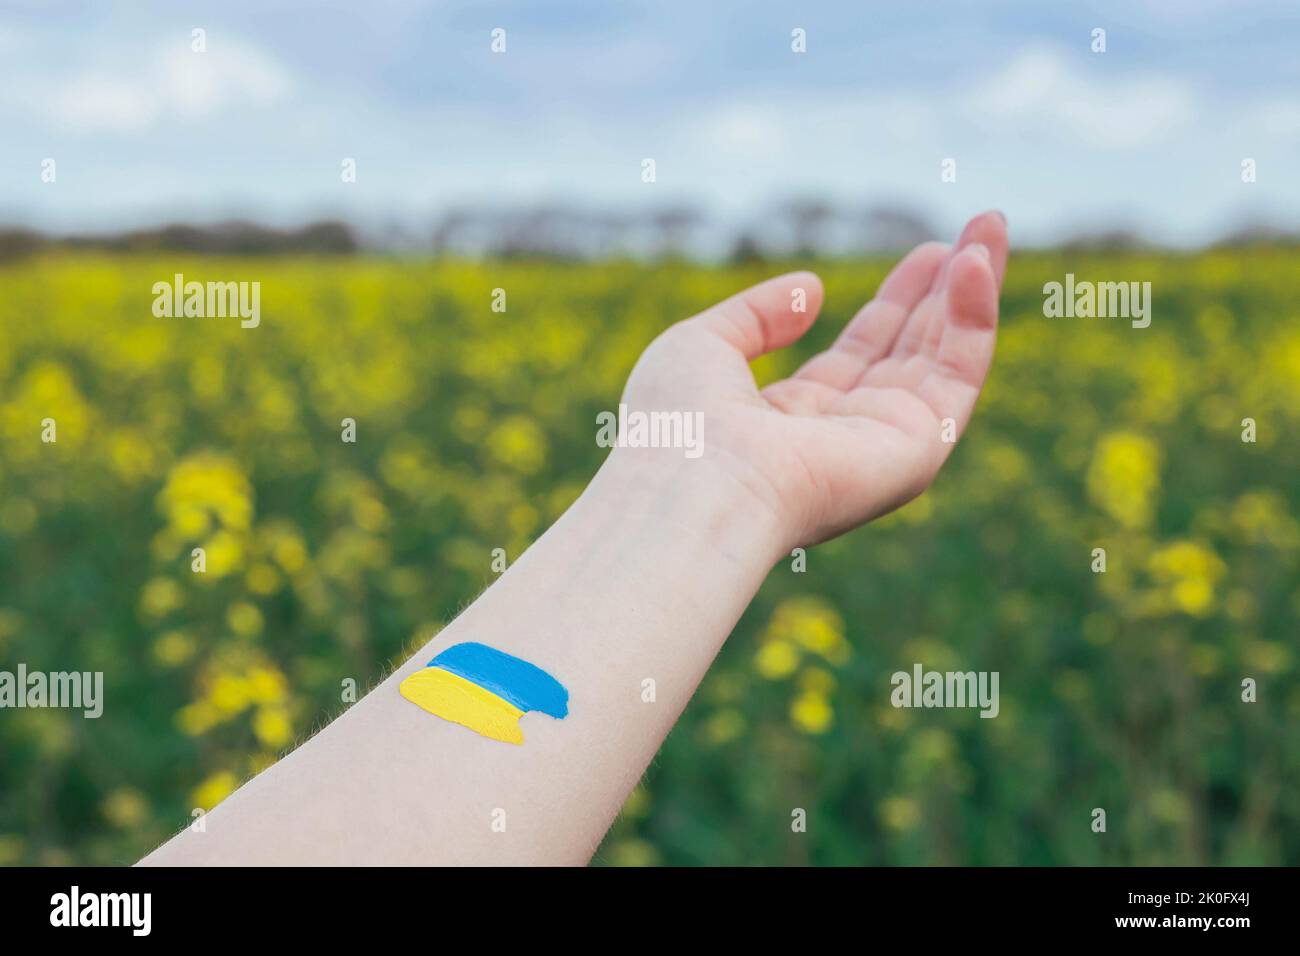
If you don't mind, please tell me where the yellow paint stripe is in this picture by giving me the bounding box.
[400,667,526,745]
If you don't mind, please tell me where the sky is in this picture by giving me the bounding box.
[1,0,1298,247]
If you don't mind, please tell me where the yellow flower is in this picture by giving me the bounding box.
[1149,788,1191,825]
[247,666,288,703]
[508,502,540,536]
[0,609,21,648]
[706,672,744,703]
[246,562,282,595]
[876,705,910,731]
[203,530,244,579]
[790,691,833,734]
[210,673,253,714]
[1244,641,1291,675]
[452,403,490,442]
[702,708,746,745]
[249,752,279,775]
[139,577,183,620]
[268,528,308,574]
[356,496,389,533]
[983,442,1029,484]
[880,796,921,831]
[189,354,225,400]
[894,492,934,525]
[755,640,799,679]
[765,596,850,665]
[227,602,264,638]
[621,786,652,820]
[1172,578,1213,614]
[0,836,25,866]
[1230,491,1299,548]
[153,630,197,666]
[176,701,221,736]
[1,361,91,452]
[23,711,74,757]
[108,429,158,483]
[190,771,239,811]
[913,728,955,764]
[606,838,661,867]
[798,667,836,695]
[486,415,547,474]
[253,707,293,748]
[157,452,253,536]
[1087,431,1160,529]
[102,788,149,828]
[1148,540,1227,616]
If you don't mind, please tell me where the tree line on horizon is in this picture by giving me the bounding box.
[0,201,1294,261]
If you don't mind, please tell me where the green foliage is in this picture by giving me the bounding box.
[0,251,1296,865]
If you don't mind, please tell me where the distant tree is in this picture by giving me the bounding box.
[431,210,471,255]
[650,206,702,258]
[0,228,47,261]
[587,211,633,259]
[782,197,835,255]
[1057,228,1149,252]
[1213,220,1300,248]
[728,232,767,266]
[491,205,588,259]
[61,220,358,255]
[294,221,357,254]
[859,205,934,253]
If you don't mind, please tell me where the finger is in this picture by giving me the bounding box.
[936,210,1009,292]
[692,271,823,360]
[894,211,1007,358]
[793,241,948,390]
[921,242,987,354]
[915,245,1000,432]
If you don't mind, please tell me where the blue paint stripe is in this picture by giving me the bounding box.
[427,642,569,718]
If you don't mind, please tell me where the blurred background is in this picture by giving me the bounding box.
[0,0,1297,865]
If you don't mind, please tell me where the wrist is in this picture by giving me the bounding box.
[583,448,790,572]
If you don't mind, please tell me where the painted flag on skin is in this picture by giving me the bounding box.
[399,642,568,745]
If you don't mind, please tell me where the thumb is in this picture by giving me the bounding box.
[691,271,823,360]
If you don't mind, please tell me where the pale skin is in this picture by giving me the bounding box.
[140,211,1009,866]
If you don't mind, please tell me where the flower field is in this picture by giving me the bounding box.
[0,248,1297,865]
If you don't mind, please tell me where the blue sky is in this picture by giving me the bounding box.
[2,0,1298,246]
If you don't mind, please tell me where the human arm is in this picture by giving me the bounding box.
[139,211,1008,866]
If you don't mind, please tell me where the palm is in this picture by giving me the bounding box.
[623,211,1008,546]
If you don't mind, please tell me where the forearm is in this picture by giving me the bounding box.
[140,452,785,865]
[140,212,1008,866]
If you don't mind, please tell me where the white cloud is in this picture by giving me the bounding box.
[52,75,160,132]
[158,42,291,117]
[44,39,293,133]
[968,45,1195,148]
[706,104,789,159]
[693,90,937,166]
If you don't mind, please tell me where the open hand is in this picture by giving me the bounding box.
[618,210,1009,549]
